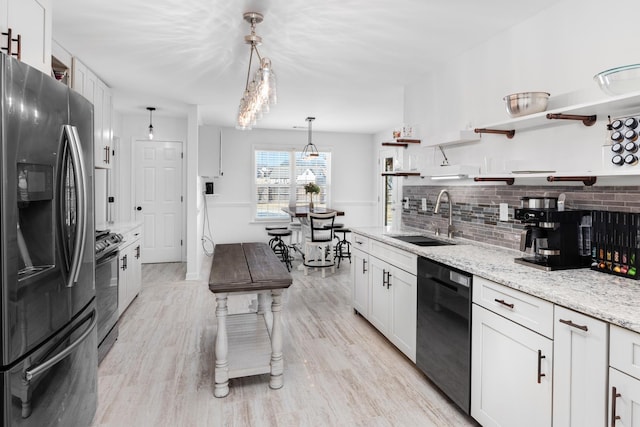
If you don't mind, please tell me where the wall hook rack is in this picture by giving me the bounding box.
[474,128,516,139]
[546,113,597,127]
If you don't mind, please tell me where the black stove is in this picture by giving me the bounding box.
[95,229,123,259]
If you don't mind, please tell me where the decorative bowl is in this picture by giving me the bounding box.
[503,92,550,118]
[594,64,640,96]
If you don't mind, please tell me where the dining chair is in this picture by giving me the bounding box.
[303,212,337,277]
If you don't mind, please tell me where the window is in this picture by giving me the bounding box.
[254,148,331,220]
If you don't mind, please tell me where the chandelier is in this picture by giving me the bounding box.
[236,12,277,130]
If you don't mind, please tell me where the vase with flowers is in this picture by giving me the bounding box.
[304,182,320,209]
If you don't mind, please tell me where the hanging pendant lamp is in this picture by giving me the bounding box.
[147,107,156,140]
[302,117,319,158]
[236,12,277,130]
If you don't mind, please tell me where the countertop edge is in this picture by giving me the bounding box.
[352,226,640,334]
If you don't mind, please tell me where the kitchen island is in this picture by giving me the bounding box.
[208,242,292,398]
[351,226,640,334]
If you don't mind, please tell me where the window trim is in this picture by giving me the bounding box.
[252,144,332,222]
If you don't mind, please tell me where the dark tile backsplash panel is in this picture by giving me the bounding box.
[402,185,640,251]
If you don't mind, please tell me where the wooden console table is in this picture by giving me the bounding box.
[208,242,292,398]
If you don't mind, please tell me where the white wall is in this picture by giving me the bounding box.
[399,0,640,186]
[200,127,377,244]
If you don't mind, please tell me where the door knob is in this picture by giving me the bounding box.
[136,206,142,211]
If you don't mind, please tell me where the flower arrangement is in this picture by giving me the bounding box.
[304,182,320,194]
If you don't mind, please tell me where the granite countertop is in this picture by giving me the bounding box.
[352,226,640,334]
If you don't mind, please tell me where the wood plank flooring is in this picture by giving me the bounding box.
[92,257,478,427]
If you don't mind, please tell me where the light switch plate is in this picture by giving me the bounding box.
[499,203,509,221]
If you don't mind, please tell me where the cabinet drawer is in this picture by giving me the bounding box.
[121,225,142,245]
[611,325,640,380]
[352,233,370,253]
[473,276,554,338]
[370,239,416,275]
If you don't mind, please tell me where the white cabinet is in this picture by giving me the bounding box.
[71,57,113,169]
[471,277,553,427]
[609,325,640,426]
[365,246,416,361]
[0,0,51,74]
[118,226,142,316]
[553,306,608,427]
[351,246,369,317]
[351,233,417,362]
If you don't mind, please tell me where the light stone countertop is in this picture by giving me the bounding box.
[352,226,640,334]
[97,221,142,238]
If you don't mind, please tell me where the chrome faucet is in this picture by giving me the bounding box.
[434,189,455,238]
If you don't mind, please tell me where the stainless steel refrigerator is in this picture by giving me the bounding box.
[1,55,97,425]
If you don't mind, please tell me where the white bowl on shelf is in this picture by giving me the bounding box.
[594,64,640,96]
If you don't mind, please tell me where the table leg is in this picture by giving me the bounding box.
[214,293,229,397]
[269,289,284,389]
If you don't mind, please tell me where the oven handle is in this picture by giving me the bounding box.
[96,250,119,266]
[24,309,97,382]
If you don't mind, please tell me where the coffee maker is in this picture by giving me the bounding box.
[515,202,592,271]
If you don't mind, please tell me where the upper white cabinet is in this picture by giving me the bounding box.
[72,57,113,169]
[0,0,51,75]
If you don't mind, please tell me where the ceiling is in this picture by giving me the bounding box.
[52,0,559,134]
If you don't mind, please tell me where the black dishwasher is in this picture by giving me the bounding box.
[416,256,472,414]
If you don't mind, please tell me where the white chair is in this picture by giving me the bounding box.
[303,212,336,277]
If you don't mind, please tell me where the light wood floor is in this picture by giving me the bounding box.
[92,256,478,427]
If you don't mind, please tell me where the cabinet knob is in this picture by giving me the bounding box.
[136,206,142,211]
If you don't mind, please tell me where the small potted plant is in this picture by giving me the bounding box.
[304,182,320,209]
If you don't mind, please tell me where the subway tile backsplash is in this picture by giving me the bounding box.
[402,185,640,251]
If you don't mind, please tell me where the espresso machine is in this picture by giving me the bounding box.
[515,197,592,271]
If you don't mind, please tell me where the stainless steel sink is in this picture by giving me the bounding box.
[389,235,454,247]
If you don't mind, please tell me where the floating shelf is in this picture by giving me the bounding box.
[474,177,515,185]
[381,171,421,177]
[475,90,640,136]
[381,138,421,148]
[422,130,480,147]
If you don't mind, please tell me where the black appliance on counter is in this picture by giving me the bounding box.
[515,208,592,271]
[591,210,640,279]
[95,230,123,363]
[416,257,472,414]
[1,54,97,425]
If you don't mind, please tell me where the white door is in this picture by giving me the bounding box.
[368,256,390,335]
[609,368,640,427]
[134,140,183,263]
[352,248,369,317]
[389,266,417,361]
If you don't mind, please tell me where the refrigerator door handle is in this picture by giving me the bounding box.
[24,309,97,382]
[62,125,88,287]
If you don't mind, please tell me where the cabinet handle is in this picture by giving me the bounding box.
[104,146,110,164]
[494,298,514,309]
[382,269,387,287]
[559,318,588,332]
[121,254,128,271]
[386,272,392,288]
[611,386,622,427]
[1,28,21,60]
[362,259,367,274]
[537,350,546,384]
[611,386,621,427]
[135,245,141,259]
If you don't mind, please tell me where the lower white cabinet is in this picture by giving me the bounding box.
[350,233,417,362]
[471,303,553,427]
[118,228,142,316]
[609,325,640,426]
[553,306,608,427]
[352,246,369,317]
[368,256,416,361]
